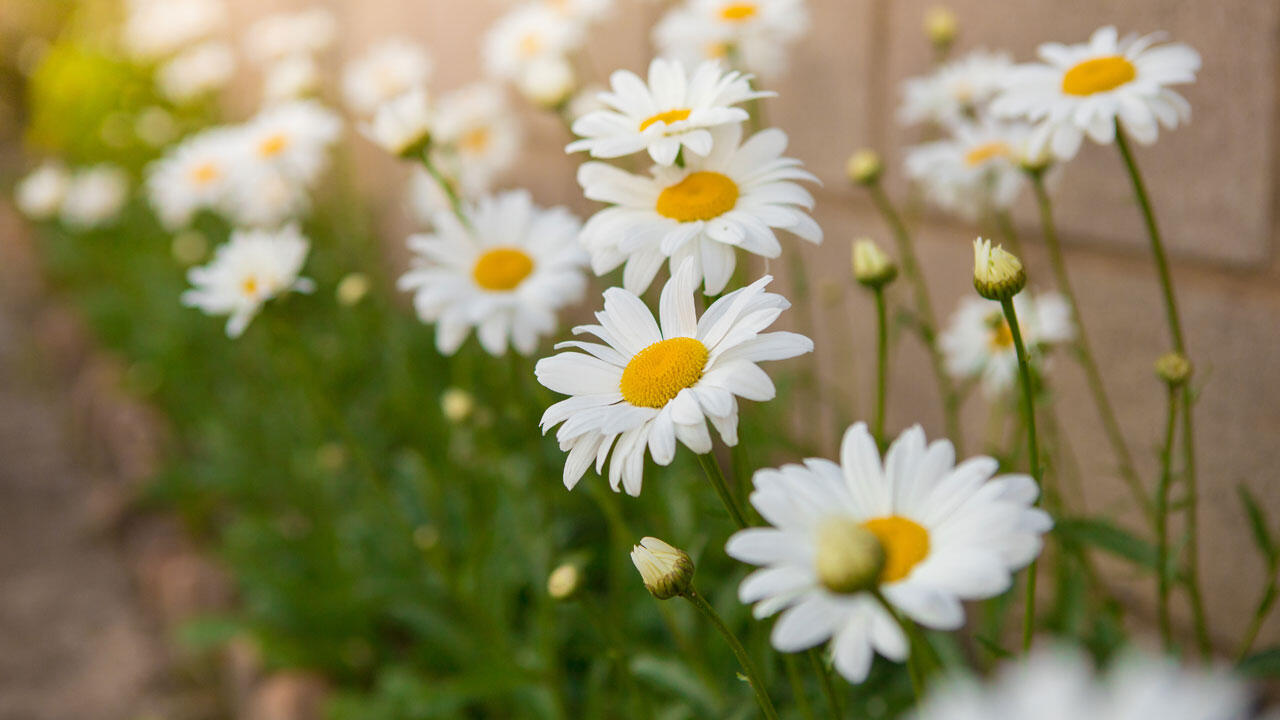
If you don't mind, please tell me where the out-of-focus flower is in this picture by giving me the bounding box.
[123,0,227,60]
[845,148,881,185]
[923,6,958,50]
[631,537,694,600]
[263,55,322,103]
[362,87,433,157]
[431,83,521,195]
[145,127,239,229]
[547,563,582,600]
[517,56,576,109]
[440,387,476,423]
[156,41,234,103]
[239,99,343,185]
[536,262,812,495]
[60,165,129,229]
[577,123,820,296]
[182,224,315,337]
[342,39,433,116]
[653,0,809,80]
[135,106,179,147]
[542,0,614,27]
[244,7,337,65]
[483,4,583,84]
[222,163,310,228]
[14,162,70,220]
[940,291,1073,398]
[992,26,1200,160]
[904,120,1033,221]
[567,82,607,121]
[726,422,1051,683]
[336,273,371,306]
[852,238,897,288]
[567,58,770,166]
[898,49,1012,127]
[398,190,588,356]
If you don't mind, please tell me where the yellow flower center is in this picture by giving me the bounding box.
[258,133,289,158]
[472,247,534,291]
[964,141,1012,167]
[988,315,1015,350]
[639,107,692,132]
[1061,55,1136,96]
[719,2,758,21]
[190,162,221,185]
[241,275,260,297]
[706,41,731,59]
[460,127,491,153]
[520,32,543,57]
[861,515,930,583]
[655,171,739,222]
[619,337,709,408]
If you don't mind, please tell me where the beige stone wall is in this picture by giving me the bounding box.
[226,0,1280,650]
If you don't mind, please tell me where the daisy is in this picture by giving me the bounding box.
[362,87,433,157]
[122,0,226,60]
[156,41,235,104]
[566,58,770,166]
[653,0,809,80]
[341,38,434,116]
[535,261,812,496]
[398,190,588,356]
[898,49,1013,128]
[543,0,614,26]
[939,292,1073,399]
[244,8,337,65]
[991,26,1201,160]
[726,422,1052,683]
[238,99,343,186]
[431,83,522,195]
[60,165,129,229]
[14,162,70,220]
[262,55,322,104]
[577,122,820,295]
[517,55,577,108]
[182,224,314,338]
[482,3,584,84]
[910,646,1251,720]
[145,127,238,229]
[903,119,1034,221]
[221,163,310,228]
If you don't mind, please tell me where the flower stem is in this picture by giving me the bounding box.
[1155,384,1179,649]
[697,451,749,529]
[1028,172,1150,522]
[806,649,844,720]
[999,296,1040,652]
[993,209,1024,259]
[419,152,470,227]
[1113,124,1210,656]
[873,285,889,447]
[869,590,936,699]
[684,588,781,720]
[782,655,817,720]
[866,181,962,451]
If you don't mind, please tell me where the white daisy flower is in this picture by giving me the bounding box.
[182,224,315,338]
[14,162,70,220]
[397,190,588,356]
[239,99,343,186]
[577,122,820,296]
[483,3,584,84]
[221,164,310,229]
[543,0,614,26]
[262,55,322,104]
[566,58,770,166]
[991,26,1201,160]
[653,0,809,81]
[898,49,1014,128]
[244,8,337,65]
[903,119,1033,221]
[726,422,1052,683]
[431,83,522,195]
[940,292,1074,399]
[145,127,239,229]
[341,38,434,116]
[910,646,1251,720]
[60,165,129,229]
[535,261,812,496]
[156,41,235,104]
[362,87,433,157]
[517,55,577,108]
[122,0,226,60]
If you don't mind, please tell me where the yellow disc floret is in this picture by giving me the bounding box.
[473,247,535,291]
[655,171,739,222]
[719,2,758,21]
[963,141,1012,167]
[258,133,289,158]
[639,108,692,132]
[620,337,709,408]
[1062,55,1136,96]
[861,515,931,583]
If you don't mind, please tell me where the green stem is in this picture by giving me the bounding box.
[869,590,935,699]
[993,209,1024,260]
[1155,385,1179,650]
[782,655,816,720]
[1113,124,1209,656]
[685,588,781,720]
[1235,557,1280,663]
[420,152,470,226]
[697,451,749,529]
[999,296,1041,653]
[866,181,962,452]
[1029,173,1150,522]
[806,649,843,720]
[873,286,889,448]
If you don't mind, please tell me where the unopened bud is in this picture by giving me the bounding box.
[630,536,694,600]
[852,238,897,288]
[1154,352,1192,387]
[924,6,958,50]
[846,149,882,186]
[440,387,475,423]
[972,237,1025,301]
[336,273,370,306]
[547,563,581,600]
[519,56,576,109]
[815,519,885,594]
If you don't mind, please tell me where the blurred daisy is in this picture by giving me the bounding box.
[898,49,1013,128]
[578,123,820,295]
[483,3,583,84]
[517,55,577,109]
[182,224,314,338]
[156,41,235,104]
[244,7,337,65]
[14,162,70,221]
[536,262,812,496]
[239,99,343,186]
[543,0,614,26]
[222,164,310,228]
[123,0,226,60]
[262,55,322,103]
[653,0,809,80]
[567,58,770,166]
[60,165,129,229]
[992,26,1200,160]
[903,120,1033,221]
[362,87,433,157]
[727,422,1051,683]
[910,646,1251,720]
[940,292,1073,399]
[431,83,522,195]
[145,127,238,229]
[398,190,588,356]
[342,38,434,116]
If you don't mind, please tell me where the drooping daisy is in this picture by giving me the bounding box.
[991,26,1200,160]
[398,190,588,356]
[244,7,337,65]
[60,165,129,229]
[341,38,434,116]
[536,261,812,496]
[898,49,1014,128]
[145,127,239,229]
[482,3,584,84]
[566,58,770,166]
[726,422,1051,683]
[653,0,809,81]
[262,55,322,104]
[182,224,314,338]
[577,122,820,295]
[431,83,522,195]
[156,41,235,104]
[939,292,1074,399]
[14,162,70,221]
[903,119,1034,221]
[910,646,1252,720]
[362,87,433,157]
[238,99,343,186]
[122,0,226,60]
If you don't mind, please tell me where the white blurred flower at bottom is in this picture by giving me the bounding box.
[60,165,129,229]
[182,224,314,338]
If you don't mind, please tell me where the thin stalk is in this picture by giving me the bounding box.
[993,209,1024,259]
[684,588,781,720]
[1155,385,1179,649]
[866,181,962,451]
[999,296,1041,653]
[870,590,937,698]
[782,655,817,720]
[419,152,469,226]
[806,649,844,720]
[1028,172,1150,522]
[1235,558,1280,663]
[872,285,889,447]
[1113,124,1209,656]
[697,451,749,529]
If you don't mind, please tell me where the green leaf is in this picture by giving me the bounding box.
[1238,647,1280,677]
[974,635,1012,660]
[1237,484,1276,565]
[630,654,720,717]
[1054,518,1159,570]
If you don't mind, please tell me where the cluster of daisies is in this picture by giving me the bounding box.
[481,0,614,108]
[653,0,810,81]
[123,0,234,105]
[15,163,129,230]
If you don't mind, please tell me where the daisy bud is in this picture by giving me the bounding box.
[972,237,1026,301]
[363,87,432,158]
[518,56,576,110]
[547,563,581,600]
[923,6,958,50]
[846,149,882,186]
[852,238,897,289]
[336,272,370,306]
[1154,352,1192,387]
[630,536,694,600]
[815,519,886,594]
[440,387,475,423]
